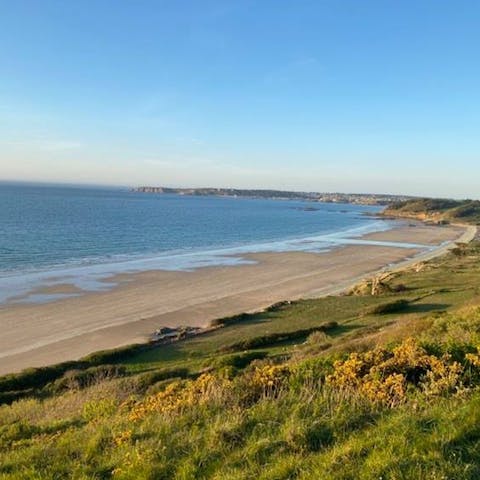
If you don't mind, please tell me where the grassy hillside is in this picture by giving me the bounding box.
[3,242,480,478]
[383,198,480,224]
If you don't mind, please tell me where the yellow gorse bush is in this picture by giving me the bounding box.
[127,365,292,421]
[465,346,480,367]
[128,373,226,421]
[113,429,133,446]
[125,339,475,420]
[250,365,290,390]
[327,338,464,406]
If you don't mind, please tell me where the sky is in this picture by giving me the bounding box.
[1,1,479,198]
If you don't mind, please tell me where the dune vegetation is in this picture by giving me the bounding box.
[3,242,480,478]
[384,198,480,224]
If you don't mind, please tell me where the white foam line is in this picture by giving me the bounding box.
[0,218,402,305]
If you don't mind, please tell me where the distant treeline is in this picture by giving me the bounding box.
[133,186,414,205]
[142,187,319,199]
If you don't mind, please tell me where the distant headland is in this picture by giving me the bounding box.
[383,198,480,225]
[133,187,480,225]
[132,186,415,206]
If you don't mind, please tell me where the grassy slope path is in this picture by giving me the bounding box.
[303,224,477,300]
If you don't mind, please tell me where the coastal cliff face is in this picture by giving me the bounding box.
[382,208,447,223]
[383,198,480,225]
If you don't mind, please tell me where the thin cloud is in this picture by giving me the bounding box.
[1,139,83,151]
[40,141,83,151]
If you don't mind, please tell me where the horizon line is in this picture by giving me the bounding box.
[0,178,457,201]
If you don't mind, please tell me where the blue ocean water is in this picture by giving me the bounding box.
[0,182,413,304]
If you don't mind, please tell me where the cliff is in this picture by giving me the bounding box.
[383,198,480,225]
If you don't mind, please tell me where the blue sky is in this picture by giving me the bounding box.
[1,1,479,197]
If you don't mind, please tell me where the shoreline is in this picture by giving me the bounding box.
[0,222,473,375]
[0,216,394,306]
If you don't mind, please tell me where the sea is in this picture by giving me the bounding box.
[0,182,419,305]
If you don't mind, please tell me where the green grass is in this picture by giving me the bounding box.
[123,295,376,372]
[2,242,480,478]
[125,246,480,373]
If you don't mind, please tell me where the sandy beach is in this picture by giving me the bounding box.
[362,223,467,245]
[0,223,473,375]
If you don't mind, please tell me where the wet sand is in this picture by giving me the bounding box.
[0,223,472,375]
[362,222,467,245]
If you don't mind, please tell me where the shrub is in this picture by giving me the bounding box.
[219,322,338,353]
[306,331,329,344]
[133,367,190,392]
[209,351,268,370]
[238,364,291,404]
[210,302,297,327]
[0,389,36,405]
[128,373,232,421]
[80,343,148,364]
[365,299,410,315]
[451,243,469,257]
[0,361,82,393]
[82,398,117,421]
[50,365,127,392]
[210,312,255,327]
[0,343,150,401]
[326,338,468,406]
